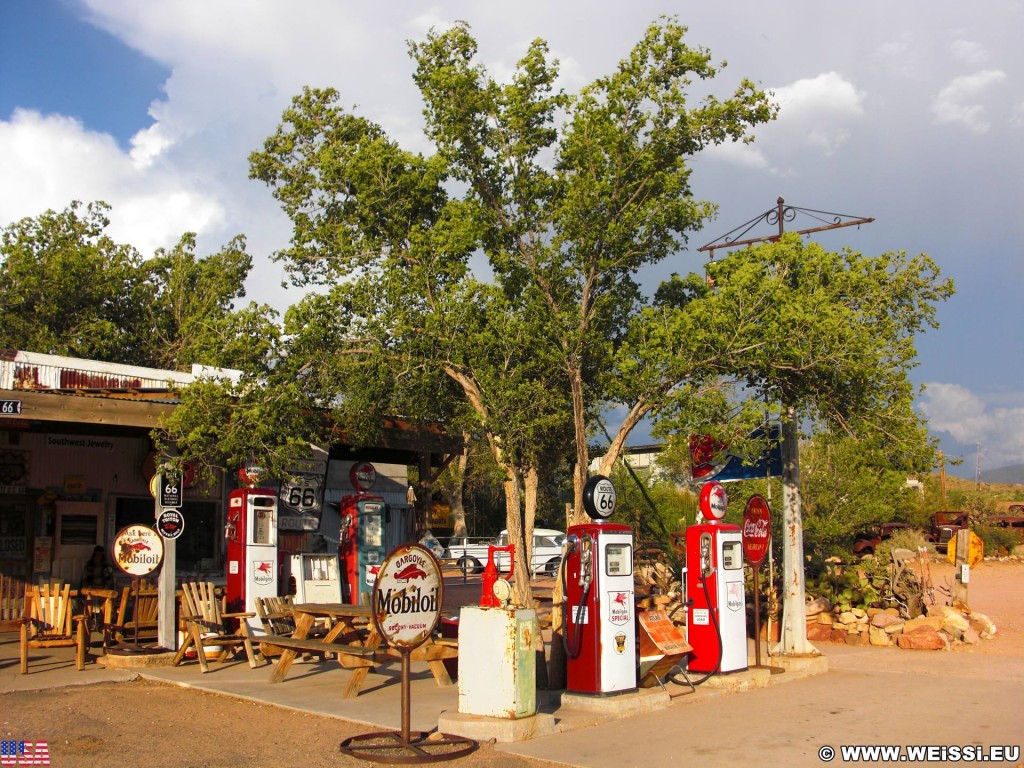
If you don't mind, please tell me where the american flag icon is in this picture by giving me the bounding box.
[0,740,50,766]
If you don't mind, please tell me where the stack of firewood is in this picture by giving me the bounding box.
[635,560,685,625]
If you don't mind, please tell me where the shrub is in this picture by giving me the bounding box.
[973,525,1018,557]
[886,527,928,553]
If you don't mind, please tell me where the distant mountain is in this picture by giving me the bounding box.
[980,463,1024,485]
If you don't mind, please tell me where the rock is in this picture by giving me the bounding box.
[969,613,997,635]
[830,628,848,644]
[866,607,884,618]
[884,622,905,635]
[897,628,945,650]
[805,597,832,617]
[961,627,981,644]
[845,631,866,646]
[871,612,902,629]
[869,625,892,646]
[851,608,866,619]
[942,622,964,642]
[807,623,833,642]
[938,630,953,651]
[838,611,858,625]
[904,616,943,633]
[817,613,834,625]
[925,603,947,618]
[884,607,900,616]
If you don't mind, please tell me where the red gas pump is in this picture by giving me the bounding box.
[225,487,279,635]
[684,481,748,674]
[564,476,637,696]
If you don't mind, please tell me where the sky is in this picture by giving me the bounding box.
[1,0,1022,477]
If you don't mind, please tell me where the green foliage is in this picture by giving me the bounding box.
[973,525,1017,557]
[0,201,149,363]
[800,429,922,553]
[0,201,278,374]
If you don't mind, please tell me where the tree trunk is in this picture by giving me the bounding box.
[448,444,469,537]
[773,406,818,656]
[502,472,532,609]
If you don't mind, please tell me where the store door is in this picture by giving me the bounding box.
[0,497,32,578]
[53,501,103,584]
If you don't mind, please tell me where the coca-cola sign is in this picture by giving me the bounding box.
[371,544,443,649]
[742,495,772,565]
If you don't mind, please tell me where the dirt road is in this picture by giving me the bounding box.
[2,559,1020,767]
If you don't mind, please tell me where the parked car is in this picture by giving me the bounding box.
[442,535,498,574]
[852,522,914,556]
[494,528,566,576]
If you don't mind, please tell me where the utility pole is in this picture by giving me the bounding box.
[698,197,874,657]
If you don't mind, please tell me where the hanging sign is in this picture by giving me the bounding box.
[742,495,772,565]
[156,509,185,540]
[159,473,182,508]
[112,525,164,576]
[371,543,443,649]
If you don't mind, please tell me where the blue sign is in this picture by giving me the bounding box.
[706,425,783,483]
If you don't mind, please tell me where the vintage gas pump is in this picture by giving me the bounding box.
[337,494,388,604]
[225,487,279,634]
[564,475,637,696]
[685,481,747,674]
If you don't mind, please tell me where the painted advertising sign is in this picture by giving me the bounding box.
[371,543,443,650]
[112,525,164,577]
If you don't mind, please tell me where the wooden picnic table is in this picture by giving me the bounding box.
[263,602,457,698]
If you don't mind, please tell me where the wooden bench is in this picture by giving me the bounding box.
[261,632,458,697]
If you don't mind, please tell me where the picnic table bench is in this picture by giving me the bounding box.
[262,602,457,697]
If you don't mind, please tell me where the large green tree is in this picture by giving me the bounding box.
[0,201,278,373]
[653,234,954,653]
[0,201,149,363]
[231,18,775,610]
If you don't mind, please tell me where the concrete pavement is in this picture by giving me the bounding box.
[5,569,1022,768]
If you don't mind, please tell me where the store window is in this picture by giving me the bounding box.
[114,498,220,571]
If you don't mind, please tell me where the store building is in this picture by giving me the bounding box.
[0,350,458,587]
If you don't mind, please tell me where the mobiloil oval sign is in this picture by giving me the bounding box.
[371,543,443,649]
[112,524,164,577]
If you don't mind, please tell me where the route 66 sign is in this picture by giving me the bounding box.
[159,473,182,508]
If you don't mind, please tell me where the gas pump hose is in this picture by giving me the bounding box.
[668,574,723,687]
[560,555,591,660]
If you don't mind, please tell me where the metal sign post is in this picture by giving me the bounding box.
[339,544,477,764]
[743,495,772,668]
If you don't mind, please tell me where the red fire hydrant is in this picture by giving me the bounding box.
[480,544,514,607]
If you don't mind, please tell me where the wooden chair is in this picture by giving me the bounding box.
[20,582,88,673]
[172,582,260,672]
[254,594,297,636]
[1,573,29,633]
[105,585,160,647]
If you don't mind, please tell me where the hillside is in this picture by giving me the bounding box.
[981,463,1024,485]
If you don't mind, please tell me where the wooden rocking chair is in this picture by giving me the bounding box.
[172,582,260,672]
[20,582,88,673]
[1,573,29,633]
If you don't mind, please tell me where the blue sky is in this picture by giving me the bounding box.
[1,0,1022,477]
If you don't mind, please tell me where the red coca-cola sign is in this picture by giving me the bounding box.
[742,494,772,565]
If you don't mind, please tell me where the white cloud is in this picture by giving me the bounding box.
[931,69,1007,133]
[770,72,866,121]
[949,39,990,67]
[918,383,1024,467]
[0,109,223,256]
